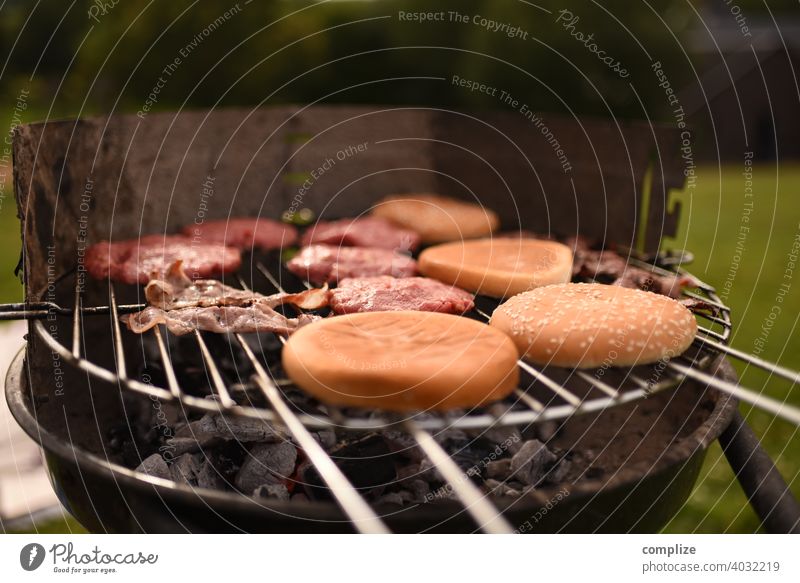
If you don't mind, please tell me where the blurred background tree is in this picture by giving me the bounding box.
[1,0,696,120]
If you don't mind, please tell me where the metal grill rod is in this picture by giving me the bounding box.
[71,283,82,358]
[694,325,728,343]
[472,306,587,407]
[668,361,800,425]
[239,273,516,532]
[0,300,145,320]
[475,305,635,405]
[575,370,620,399]
[231,275,393,532]
[108,286,128,380]
[251,375,390,533]
[153,326,182,398]
[240,349,389,533]
[194,330,236,408]
[693,334,800,385]
[513,388,545,412]
[517,361,583,408]
[403,419,514,534]
[626,373,651,389]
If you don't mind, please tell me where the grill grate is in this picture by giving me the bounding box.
[10,251,800,533]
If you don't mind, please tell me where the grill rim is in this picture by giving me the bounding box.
[20,254,748,533]
[26,257,735,432]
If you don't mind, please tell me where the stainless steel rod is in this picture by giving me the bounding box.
[194,330,235,408]
[668,361,800,425]
[153,326,182,398]
[473,306,584,407]
[251,372,390,534]
[576,370,620,399]
[513,388,545,412]
[516,361,582,408]
[255,261,287,293]
[695,325,728,343]
[404,419,514,534]
[71,279,82,359]
[108,286,127,380]
[693,335,800,386]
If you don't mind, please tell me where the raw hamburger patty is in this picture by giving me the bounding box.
[182,217,297,250]
[285,244,417,284]
[372,193,499,243]
[282,311,519,411]
[419,237,573,298]
[301,216,421,251]
[490,283,697,368]
[330,276,474,314]
[86,235,242,284]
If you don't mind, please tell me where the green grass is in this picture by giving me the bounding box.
[661,163,800,533]
[4,514,87,534]
[0,102,26,303]
[1,132,797,531]
[0,200,22,303]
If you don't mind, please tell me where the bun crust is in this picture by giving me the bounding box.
[372,194,499,243]
[282,311,519,411]
[419,238,573,299]
[490,283,697,368]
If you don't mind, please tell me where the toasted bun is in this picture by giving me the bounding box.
[282,311,519,411]
[490,283,697,368]
[418,238,573,298]
[372,194,498,243]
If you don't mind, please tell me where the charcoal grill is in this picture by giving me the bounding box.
[4,106,800,533]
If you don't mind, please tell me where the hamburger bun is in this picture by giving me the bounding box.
[372,194,498,243]
[490,283,697,368]
[282,311,519,411]
[419,238,573,299]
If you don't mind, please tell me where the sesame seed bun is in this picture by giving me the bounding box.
[490,283,697,368]
[419,238,573,299]
[372,194,499,243]
[282,311,519,411]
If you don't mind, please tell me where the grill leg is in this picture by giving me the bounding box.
[719,410,800,533]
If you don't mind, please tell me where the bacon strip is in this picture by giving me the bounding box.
[567,236,699,299]
[143,260,329,310]
[123,261,329,336]
[612,269,700,299]
[124,304,319,336]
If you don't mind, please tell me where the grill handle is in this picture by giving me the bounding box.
[719,410,800,533]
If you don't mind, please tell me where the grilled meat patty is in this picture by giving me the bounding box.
[182,217,297,250]
[300,216,420,251]
[330,276,474,314]
[286,244,417,285]
[86,234,242,284]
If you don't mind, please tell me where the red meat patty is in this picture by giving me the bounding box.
[285,244,417,285]
[86,234,242,285]
[183,218,298,250]
[301,216,420,251]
